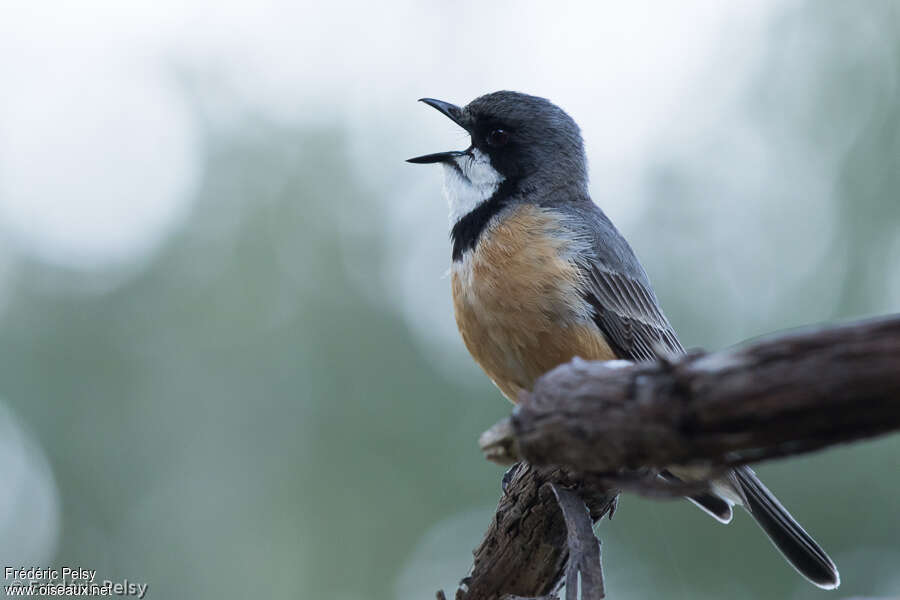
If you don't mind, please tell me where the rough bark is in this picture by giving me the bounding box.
[440,315,900,599]
[483,315,900,477]
[439,463,617,600]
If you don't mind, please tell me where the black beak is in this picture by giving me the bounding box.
[406,98,471,164]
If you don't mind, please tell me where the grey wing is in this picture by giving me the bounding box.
[555,198,684,361]
[584,261,738,523]
[564,200,735,522]
[583,245,839,583]
[581,265,684,361]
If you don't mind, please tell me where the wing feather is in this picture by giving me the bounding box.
[582,267,683,362]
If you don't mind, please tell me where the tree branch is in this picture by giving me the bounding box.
[484,314,900,478]
[438,463,617,600]
[438,315,900,599]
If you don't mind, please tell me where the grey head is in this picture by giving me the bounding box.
[408,91,589,228]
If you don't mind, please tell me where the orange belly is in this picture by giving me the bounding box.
[451,204,616,402]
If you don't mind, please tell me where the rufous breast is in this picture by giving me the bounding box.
[450,203,616,402]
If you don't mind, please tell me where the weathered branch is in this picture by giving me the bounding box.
[439,315,900,599]
[550,484,605,600]
[484,314,900,478]
[440,463,616,600]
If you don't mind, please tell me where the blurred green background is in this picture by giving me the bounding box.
[0,1,898,599]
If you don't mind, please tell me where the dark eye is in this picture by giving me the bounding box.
[486,128,510,147]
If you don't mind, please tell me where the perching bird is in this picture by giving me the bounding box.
[407,91,839,590]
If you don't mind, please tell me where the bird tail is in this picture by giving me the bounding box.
[660,469,735,523]
[732,466,840,590]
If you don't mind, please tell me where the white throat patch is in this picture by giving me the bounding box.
[441,148,504,225]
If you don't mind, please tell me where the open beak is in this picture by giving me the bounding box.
[406,98,471,164]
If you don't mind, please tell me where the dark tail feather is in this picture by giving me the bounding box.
[733,466,840,590]
[659,470,733,523]
[688,492,733,524]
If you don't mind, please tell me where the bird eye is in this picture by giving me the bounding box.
[486,128,510,147]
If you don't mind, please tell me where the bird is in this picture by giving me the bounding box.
[407,91,840,590]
